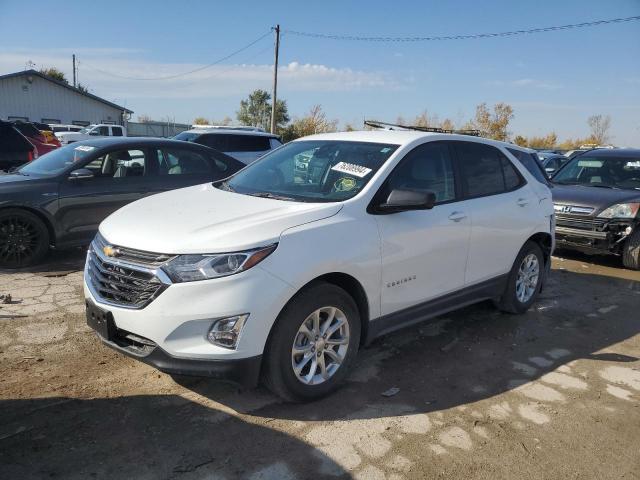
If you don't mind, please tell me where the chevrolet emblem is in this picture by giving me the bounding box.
[103,245,119,257]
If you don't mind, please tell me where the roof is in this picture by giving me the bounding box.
[185,128,278,138]
[59,136,217,149]
[0,70,133,114]
[582,148,640,158]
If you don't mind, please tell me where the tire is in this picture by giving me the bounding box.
[622,228,640,270]
[495,241,544,314]
[262,282,361,402]
[0,209,50,269]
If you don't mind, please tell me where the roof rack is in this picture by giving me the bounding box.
[364,120,481,137]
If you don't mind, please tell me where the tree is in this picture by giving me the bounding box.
[472,102,514,141]
[237,89,289,132]
[440,118,455,131]
[39,67,68,84]
[281,105,338,142]
[76,83,89,93]
[513,135,528,147]
[193,117,210,125]
[587,114,612,145]
[137,114,152,123]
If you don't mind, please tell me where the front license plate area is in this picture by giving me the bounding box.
[86,302,115,340]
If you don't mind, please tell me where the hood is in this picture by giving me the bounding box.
[100,183,342,254]
[552,184,640,214]
[0,172,37,185]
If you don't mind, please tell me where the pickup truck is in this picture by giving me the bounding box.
[56,124,127,145]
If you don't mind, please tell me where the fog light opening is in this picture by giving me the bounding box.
[207,314,249,349]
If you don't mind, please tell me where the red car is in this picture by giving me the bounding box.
[0,120,38,171]
[12,121,59,156]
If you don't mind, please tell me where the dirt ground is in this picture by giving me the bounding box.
[0,248,639,479]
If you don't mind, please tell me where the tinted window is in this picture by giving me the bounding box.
[506,148,549,184]
[501,155,522,190]
[97,126,109,136]
[456,142,507,197]
[156,149,212,175]
[385,142,456,203]
[198,134,228,151]
[228,134,271,152]
[111,126,123,137]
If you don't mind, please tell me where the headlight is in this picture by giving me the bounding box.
[163,244,277,282]
[597,203,640,219]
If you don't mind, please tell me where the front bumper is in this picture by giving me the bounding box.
[92,321,262,386]
[554,215,637,255]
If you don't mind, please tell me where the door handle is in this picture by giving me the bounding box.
[448,211,467,222]
[517,198,529,207]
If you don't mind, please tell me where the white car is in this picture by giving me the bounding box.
[174,127,282,164]
[56,124,126,145]
[84,131,554,401]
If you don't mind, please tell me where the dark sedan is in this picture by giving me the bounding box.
[551,149,640,269]
[0,137,244,268]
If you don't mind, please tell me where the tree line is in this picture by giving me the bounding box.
[193,90,614,149]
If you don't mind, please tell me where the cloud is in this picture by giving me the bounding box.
[487,78,562,90]
[0,50,394,102]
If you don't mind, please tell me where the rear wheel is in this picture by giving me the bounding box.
[622,228,640,270]
[495,241,544,314]
[263,283,361,402]
[0,209,50,268]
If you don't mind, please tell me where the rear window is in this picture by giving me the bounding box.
[228,134,271,152]
[507,148,549,184]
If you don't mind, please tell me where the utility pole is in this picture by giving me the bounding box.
[72,54,77,87]
[270,24,280,134]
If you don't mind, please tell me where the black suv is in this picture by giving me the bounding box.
[551,149,640,269]
[0,137,243,268]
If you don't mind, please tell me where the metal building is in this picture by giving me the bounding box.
[0,69,133,126]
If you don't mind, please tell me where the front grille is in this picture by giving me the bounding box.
[93,233,174,267]
[555,214,608,232]
[87,247,168,309]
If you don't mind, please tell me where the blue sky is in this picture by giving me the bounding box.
[1,0,639,145]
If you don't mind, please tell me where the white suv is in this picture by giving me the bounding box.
[84,130,554,401]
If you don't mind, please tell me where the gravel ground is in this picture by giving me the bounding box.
[0,249,639,479]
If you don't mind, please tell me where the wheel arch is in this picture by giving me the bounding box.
[527,231,553,266]
[0,205,56,246]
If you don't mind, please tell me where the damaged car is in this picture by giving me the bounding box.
[552,148,640,269]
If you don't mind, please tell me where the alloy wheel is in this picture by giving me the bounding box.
[0,216,39,267]
[291,306,350,385]
[515,253,539,303]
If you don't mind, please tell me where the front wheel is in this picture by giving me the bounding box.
[0,209,50,269]
[622,228,640,270]
[495,241,544,314]
[262,283,361,402]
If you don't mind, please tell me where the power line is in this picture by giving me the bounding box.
[81,31,272,80]
[283,15,640,42]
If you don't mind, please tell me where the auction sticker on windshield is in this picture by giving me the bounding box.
[331,162,372,178]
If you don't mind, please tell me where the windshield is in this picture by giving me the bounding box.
[553,156,640,190]
[174,132,198,142]
[221,140,399,202]
[18,143,97,176]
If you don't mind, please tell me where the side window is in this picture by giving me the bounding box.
[385,142,456,203]
[228,135,271,152]
[111,126,123,137]
[199,134,228,151]
[501,154,524,190]
[83,149,147,178]
[456,142,507,198]
[97,126,109,136]
[270,138,283,149]
[156,149,212,175]
[506,148,549,184]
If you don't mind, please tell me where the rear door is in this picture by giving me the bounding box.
[452,141,537,285]
[56,146,152,244]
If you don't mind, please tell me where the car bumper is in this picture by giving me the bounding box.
[555,219,637,255]
[83,256,295,376]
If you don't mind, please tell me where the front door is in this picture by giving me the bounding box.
[376,141,471,316]
[56,147,151,244]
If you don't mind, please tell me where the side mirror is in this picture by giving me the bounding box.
[69,168,94,180]
[379,188,436,213]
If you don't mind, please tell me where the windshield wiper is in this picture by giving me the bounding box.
[247,192,296,201]
[217,180,235,192]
